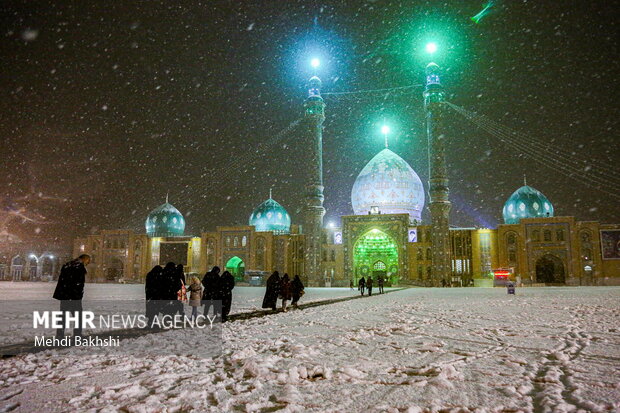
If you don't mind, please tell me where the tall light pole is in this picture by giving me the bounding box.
[303,58,326,286]
[423,44,451,287]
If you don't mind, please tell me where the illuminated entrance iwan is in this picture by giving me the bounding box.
[225,256,245,282]
[353,229,399,284]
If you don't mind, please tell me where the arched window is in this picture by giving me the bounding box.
[417,248,423,260]
[233,237,239,247]
[373,261,386,270]
[225,237,231,247]
[506,232,518,265]
[426,248,432,261]
[532,230,540,242]
[207,239,216,267]
[330,250,336,262]
[242,236,247,247]
[556,229,564,242]
[543,230,552,242]
[255,237,265,269]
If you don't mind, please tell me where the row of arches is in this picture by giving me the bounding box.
[0,254,57,281]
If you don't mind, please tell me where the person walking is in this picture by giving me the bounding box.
[161,262,179,316]
[53,254,90,338]
[262,271,281,312]
[219,270,235,322]
[378,276,384,294]
[202,266,221,317]
[358,276,366,296]
[145,265,163,326]
[280,273,292,312]
[174,264,186,316]
[291,275,305,309]
[367,276,373,296]
[187,275,203,321]
[349,280,354,291]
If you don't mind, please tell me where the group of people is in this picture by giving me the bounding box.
[145,264,236,322]
[262,271,305,312]
[144,262,189,323]
[354,276,385,296]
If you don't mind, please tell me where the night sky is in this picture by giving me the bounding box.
[1,0,619,247]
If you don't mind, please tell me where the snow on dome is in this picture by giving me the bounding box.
[249,197,291,234]
[145,202,185,237]
[502,185,554,224]
[351,148,425,223]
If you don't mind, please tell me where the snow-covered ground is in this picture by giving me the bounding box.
[0,286,619,412]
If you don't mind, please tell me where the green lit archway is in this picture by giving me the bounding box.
[353,229,399,285]
[225,256,245,282]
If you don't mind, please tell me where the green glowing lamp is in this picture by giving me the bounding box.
[425,42,438,54]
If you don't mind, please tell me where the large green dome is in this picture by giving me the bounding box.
[145,202,185,237]
[502,185,554,224]
[249,196,291,234]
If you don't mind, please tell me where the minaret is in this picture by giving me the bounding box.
[423,62,452,286]
[303,75,326,286]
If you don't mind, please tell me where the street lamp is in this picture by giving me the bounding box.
[425,42,438,54]
[381,124,390,148]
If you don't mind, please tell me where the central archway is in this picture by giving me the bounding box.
[535,254,565,284]
[225,256,245,282]
[353,229,399,285]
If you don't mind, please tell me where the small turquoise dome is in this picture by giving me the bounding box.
[146,202,185,237]
[351,148,425,224]
[502,185,554,224]
[249,197,291,234]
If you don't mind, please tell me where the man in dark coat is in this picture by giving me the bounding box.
[367,277,373,296]
[219,270,235,322]
[161,262,180,316]
[202,266,221,317]
[53,254,90,337]
[262,271,281,311]
[378,276,384,294]
[145,265,163,327]
[358,277,366,296]
[291,275,304,309]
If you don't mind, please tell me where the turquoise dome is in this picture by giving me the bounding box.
[351,148,425,223]
[249,197,291,234]
[145,202,185,237]
[502,185,554,224]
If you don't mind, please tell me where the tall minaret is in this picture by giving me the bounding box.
[423,62,451,286]
[303,75,326,286]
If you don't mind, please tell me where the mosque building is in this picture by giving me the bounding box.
[72,152,620,287]
[72,70,620,287]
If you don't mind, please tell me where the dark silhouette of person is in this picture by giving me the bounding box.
[358,277,366,296]
[162,262,179,316]
[145,265,163,326]
[377,276,384,294]
[280,273,292,312]
[291,275,305,309]
[367,277,373,296]
[262,271,281,311]
[219,270,235,322]
[53,254,90,338]
[202,266,221,317]
[173,264,186,316]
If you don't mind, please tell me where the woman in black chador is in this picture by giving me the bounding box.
[219,270,235,322]
[145,265,163,325]
[262,271,281,311]
[202,266,221,317]
[291,274,305,309]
